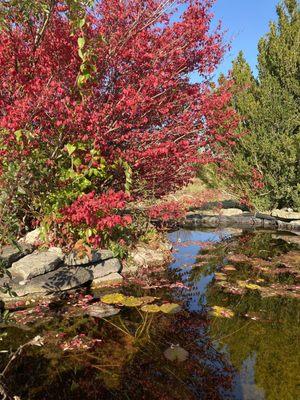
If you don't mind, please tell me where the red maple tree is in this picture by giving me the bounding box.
[0,0,238,245]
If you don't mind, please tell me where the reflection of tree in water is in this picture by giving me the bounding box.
[2,309,235,400]
[206,275,300,400]
[178,230,300,400]
[117,312,235,400]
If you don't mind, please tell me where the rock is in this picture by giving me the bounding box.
[65,249,114,266]
[183,213,264,229]
[0,243,33,267]
[272,234,300,246]
[85,303,120,318]
[86,258,122,279]
[220,208,244,216]
[289,220,300,231]
[10,247,64,281]
[91,273,123,288]
[132,246,166,267]
[2,266,93,298]
[19,228,41,245]
[122,245,169,274]
[196,208,243,217]
[221,228,243,237]
[271,209,300,221]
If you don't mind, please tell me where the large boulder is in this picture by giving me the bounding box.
[0,243,33,267]
[3,266,93,298]
[65,249,114,266]
[86,258,121,279]
[10,247,64,281]
[0,257,122,299]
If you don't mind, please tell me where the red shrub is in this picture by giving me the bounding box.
[0,0,239,244]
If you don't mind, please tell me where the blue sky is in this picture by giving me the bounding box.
[212,0,278,77]
[174,0,279,81]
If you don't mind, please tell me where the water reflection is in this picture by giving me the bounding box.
[0,229,299,399]
[169,229,300,400]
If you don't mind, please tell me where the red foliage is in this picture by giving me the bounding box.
[60,190,132,246]
[0,0,238,198]
[148,201,186,222]
[251,168,265,190]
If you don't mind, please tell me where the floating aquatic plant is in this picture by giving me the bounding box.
[209,306,235,319]
[100,293,181,314]
[164,344,189,362]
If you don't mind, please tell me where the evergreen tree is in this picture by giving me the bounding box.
[224,0,300,211]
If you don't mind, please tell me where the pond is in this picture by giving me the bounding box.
[0,229,299,400]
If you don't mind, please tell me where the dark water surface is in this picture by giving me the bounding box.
[0,229,299,399]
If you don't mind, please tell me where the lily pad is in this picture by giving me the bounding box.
[160,303,181,314]
[101,293,126,305]
[164,344,189,362]
[209,305,234,318]
[121,296,144,307]
[141,304,161,313]
[140,296,158,305]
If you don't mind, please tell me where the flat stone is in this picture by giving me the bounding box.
[65,249,114,266]
[0,243,33,267]
[183,214,265,229]
[85,303,120,318]
[91,273,123,288]
[220,208,244,216]
[10,247,64,280]
[271,209,300,221]
[3,266,93,298]
[86,258,122,279]
[196,208,243,217]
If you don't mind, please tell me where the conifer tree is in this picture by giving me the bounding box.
[224,0,300,210]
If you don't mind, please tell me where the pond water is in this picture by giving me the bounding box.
[0,229,299,399]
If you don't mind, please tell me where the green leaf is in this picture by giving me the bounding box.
[73,157,82,167]
[77,36,85,49]
[78,48,85,60]
[85,228,93,239]
[14,130,22,143]
[79,17,86,29]
[66,143,76,156]
[78,177,91,190]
